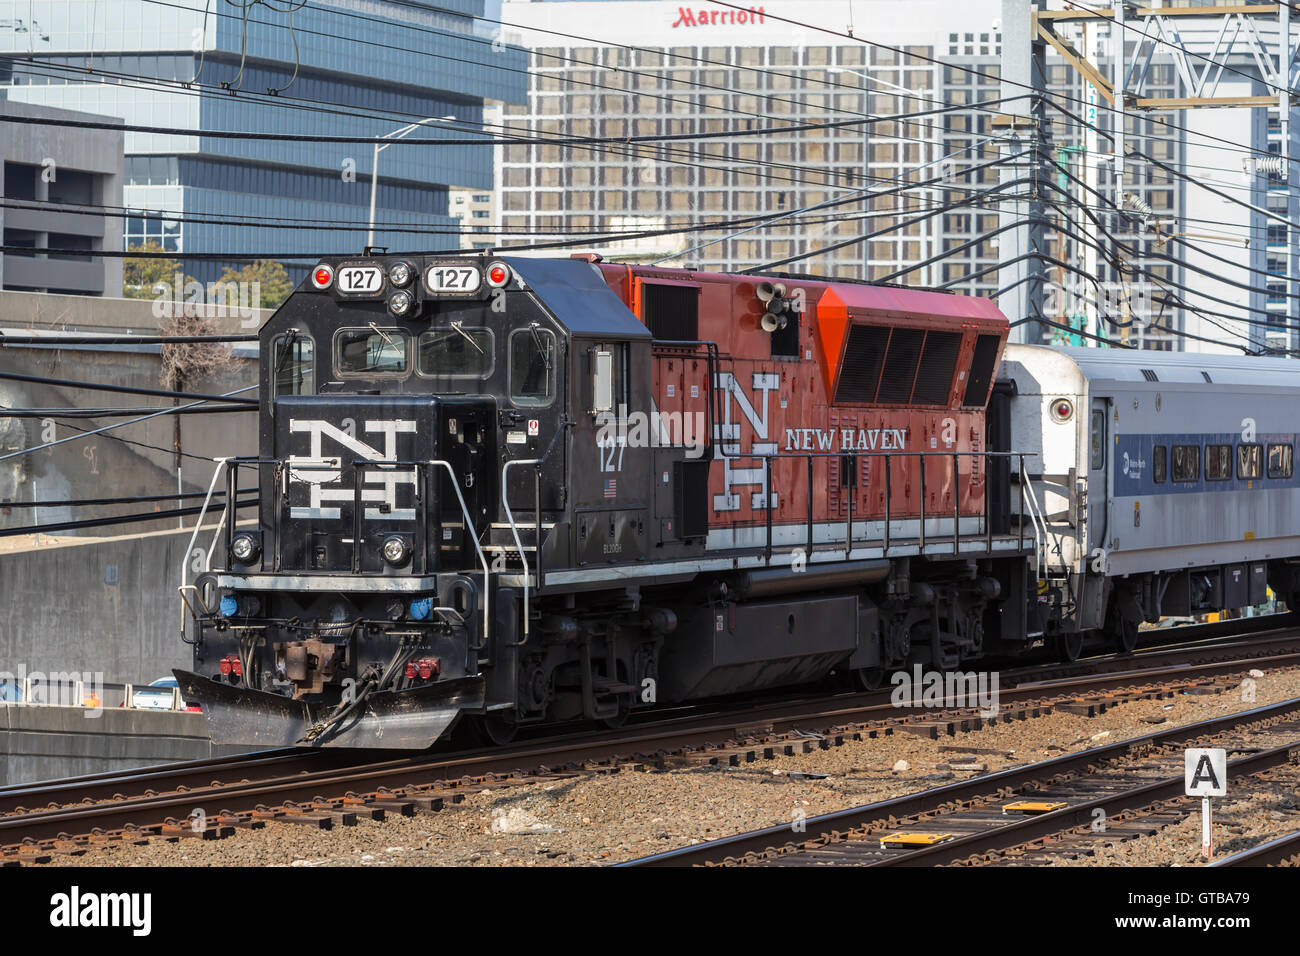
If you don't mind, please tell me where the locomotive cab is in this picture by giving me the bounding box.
[176,255,655,748]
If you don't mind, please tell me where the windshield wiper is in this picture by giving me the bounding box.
[450,320,485,355]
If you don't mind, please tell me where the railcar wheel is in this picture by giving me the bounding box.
[1111,617,1139,654]
[852,667,887,691]
[1049,632,1083,663]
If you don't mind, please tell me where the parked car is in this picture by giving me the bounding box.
[131,678,186,711]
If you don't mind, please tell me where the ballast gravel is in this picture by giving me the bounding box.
[38,665,1300,868]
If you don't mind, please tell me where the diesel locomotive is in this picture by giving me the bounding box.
[175,253,1296,749]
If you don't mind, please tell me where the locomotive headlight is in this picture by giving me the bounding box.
[381,535,410,566]
[388,289,414,316]
[231,533,259,563]
[388,261,413,288]
[1049,398,1074,423]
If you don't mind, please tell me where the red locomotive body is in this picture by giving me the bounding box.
[595,262,1009,549]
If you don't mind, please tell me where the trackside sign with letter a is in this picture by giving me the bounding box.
[1184,748,1227,797]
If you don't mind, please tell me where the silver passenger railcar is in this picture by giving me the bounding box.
[1001,345,1299,659]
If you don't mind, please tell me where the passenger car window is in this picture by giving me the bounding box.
[1238,444,1262,480]
[335,328,409,376]
[510,327,556,406]
[272,333,314,396]
[1268,443,1294,479]
[1089,410,1105,470]
[419,327,493,377]
[1171,444,1200,482]
[1152,444,1166,484]
[1205,445,1231,481]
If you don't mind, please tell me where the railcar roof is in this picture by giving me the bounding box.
[1009,344,1300,389]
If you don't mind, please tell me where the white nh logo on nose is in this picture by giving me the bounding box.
[287,419,418,520]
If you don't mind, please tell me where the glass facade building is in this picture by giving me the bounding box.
[0,0,527,282]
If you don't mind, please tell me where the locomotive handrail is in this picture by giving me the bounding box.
[686,448,1036,565]
[502,421,573,645]
[178,458,231,640]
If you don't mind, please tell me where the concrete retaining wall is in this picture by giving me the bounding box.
[0,704,247,785]
[0,524,211,685]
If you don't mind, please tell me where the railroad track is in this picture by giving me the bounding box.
[621,696,1300,867]
[5,630,1299,865]
[1208,829,1300,867]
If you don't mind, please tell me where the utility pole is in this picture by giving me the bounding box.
[998,0,1051,345]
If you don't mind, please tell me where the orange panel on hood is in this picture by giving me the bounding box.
[814,286,850,398]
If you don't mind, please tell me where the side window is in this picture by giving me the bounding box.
[510,327,556,406]
[272,333,314,396]
[334,328,409,377]
[1268,442,1294,479]
[1152,444,1166,484]
[1205,444,1231,481]
[593,341,630,414]
[1238,444,1262,480]
[1171,444,1200,482]
[1089,410,1105,470]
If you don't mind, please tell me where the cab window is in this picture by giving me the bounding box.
[335,328,409,377]
[1089,410,1105,470]
[510,327,556,406]
[419,326,493,378]
[272,333,314,396]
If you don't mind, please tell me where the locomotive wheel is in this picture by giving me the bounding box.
[852,667,887,691]
[601,695,631,730]
[476,711,519,746]
[1049,632,1083,663]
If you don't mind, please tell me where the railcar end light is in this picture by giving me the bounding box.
[486,261,510,288]
[311,264,334,290]
[1050,398,1074,423]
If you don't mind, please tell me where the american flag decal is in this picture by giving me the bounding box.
[603,478,617,499]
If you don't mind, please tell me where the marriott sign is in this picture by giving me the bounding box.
[672,6,767,27]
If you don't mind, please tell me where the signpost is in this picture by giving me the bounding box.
[1184,748,1228,859]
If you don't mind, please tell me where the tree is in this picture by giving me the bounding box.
[218,259,294,310]
[122,240,196,300]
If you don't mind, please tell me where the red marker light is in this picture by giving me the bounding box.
[485,261,510,288]
[489,266,506,284]
[311,264,334,290]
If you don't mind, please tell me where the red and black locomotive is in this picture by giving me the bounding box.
[176,253,1033,748]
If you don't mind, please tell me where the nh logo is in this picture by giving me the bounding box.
[287,419,417,520]
[713,371,779,513]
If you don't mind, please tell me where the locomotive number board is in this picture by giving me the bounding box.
[424,263,483,296]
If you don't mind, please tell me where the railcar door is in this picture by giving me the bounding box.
[1087,398,1110,564]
